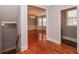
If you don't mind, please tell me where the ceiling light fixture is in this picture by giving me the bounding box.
[30,16,36,19]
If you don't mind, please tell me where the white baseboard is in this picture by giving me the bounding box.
[47,37,61,44]
[3,47,16,52]
[20,46,28,52]
[62,36,77,42]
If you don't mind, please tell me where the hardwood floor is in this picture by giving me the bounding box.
[61,38,77,48]
[17,30,77,54]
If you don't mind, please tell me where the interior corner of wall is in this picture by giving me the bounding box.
[47,37,61,45]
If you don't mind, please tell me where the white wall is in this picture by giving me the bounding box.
[0,6,19,22]
[47,6,61,44]
[77,6,79,53]
[0,11,1,53]
[18,6,28,51]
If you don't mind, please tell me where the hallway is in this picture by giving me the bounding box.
[17,30,77,54]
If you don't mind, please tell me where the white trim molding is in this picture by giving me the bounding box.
[1,21,17,24]
[3,47,16,53]
[62,36,77,42]
[20,46,28,52]
[47,37,61,44]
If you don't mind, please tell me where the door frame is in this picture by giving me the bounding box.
[27,5,48,43]
[60,7,77,49]
[1,21,17,53]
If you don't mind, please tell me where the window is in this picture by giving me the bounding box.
[66,9,77,26]
[37,17,46,26]
[38,17,42,26]
[43,17,46,26]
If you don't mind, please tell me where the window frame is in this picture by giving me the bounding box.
[37,16,46,26]
[65,7,77,26]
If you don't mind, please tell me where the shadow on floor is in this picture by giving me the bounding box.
[3,49,16,54]
[61,39,77,48]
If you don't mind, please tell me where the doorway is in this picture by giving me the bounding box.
[61,7,77,49]
[1,22,17,54]
[27,5,47,48]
